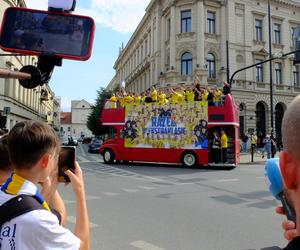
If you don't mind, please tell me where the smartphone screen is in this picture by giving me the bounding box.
[58,146,75,182]
[0,7,95,60]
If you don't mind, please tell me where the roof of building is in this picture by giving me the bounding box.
[71,99,92,109]
[60,112,72,124]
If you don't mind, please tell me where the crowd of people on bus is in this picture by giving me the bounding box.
[109,81,231,108]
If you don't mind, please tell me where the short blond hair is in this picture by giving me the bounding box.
[282,95,300,155]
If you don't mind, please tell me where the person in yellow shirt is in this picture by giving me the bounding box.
[220,130,228,163]
[214,88,222,106]
[177,89,185,104]
[151,86,158,102]
[109,94,117,109]
[134,93,142,105]
[186,87,195,103]
[158,90,168,104]
[202,88,209,101]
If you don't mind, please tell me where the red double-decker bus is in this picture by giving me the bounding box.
[99,94,240,169]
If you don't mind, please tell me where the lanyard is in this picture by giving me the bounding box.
[1,174,50,211]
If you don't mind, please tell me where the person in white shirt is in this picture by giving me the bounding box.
[0,120,89,250]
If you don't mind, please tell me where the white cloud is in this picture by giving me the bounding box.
[26,0,149,33]
[78,0,149,33]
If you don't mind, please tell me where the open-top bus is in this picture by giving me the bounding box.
[99,94,240,169]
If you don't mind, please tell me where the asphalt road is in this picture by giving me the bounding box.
[58,144,286,250]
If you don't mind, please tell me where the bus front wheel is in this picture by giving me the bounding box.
[181,151,198,168]
[103,149,115,164]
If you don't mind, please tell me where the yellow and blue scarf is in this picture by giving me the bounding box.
[1,174,50,211]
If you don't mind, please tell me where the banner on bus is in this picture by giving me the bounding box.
[122,102,208,149]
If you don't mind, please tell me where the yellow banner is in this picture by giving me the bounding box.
[122,102,208,149]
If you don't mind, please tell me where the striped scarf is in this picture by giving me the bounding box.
[1,174,50,211]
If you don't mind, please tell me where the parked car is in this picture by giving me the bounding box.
[82,137,93,144]
[88,138,103,153]
[61,136,78,146]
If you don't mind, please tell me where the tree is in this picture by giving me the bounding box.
[87,86,119,136]
[87,87,112,136]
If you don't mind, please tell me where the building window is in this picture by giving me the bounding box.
[293,66,300,87]
[255,19,263,41]
[181,52,193,75]
[68,127,71,132]
[291,27,297,48]
[274,23,281,44]
[274,62,282,84]
[207,11,215,34]
[181,10,191,33]
[256,60,263,82]
[207,53,216,79]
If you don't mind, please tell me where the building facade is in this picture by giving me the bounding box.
[109,0,300,140]
[0,0,58,130]
[60,100,93,138]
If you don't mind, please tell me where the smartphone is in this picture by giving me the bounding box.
[0,7,95,61]
[58,146,76,183]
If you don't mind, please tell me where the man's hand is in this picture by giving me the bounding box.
[65,161,85,195]
[40,167,59,203]
[276,206,297,241]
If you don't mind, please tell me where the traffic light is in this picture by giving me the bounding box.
[294,26,300,65]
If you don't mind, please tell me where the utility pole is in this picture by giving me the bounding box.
[268,0,275,146]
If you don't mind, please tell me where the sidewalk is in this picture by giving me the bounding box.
[239,152,267,165]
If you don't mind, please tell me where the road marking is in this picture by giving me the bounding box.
[77,155,87,162]
[90,155,101,162]
[216,179,239,183]
[67,216,98,228]
[123,188,139,193]
[86,195,101,201]
[102,192,119,197]
[138,186,156,190]
[131,240,165,250]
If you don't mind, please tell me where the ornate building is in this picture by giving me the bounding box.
[108,0,300,139]
[0,0,58,130]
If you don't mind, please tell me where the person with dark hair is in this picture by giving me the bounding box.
[193,83,201,101]
[222,81,231,95]
[0,121,89,249]
[0,135,11,184]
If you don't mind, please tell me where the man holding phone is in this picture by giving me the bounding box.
[0,121,90,250]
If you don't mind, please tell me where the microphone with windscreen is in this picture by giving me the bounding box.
[265,158,296,223]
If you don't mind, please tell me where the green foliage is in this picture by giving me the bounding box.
[87,86,120,136]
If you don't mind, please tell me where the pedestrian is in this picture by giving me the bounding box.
[220,130,228,163]
[251,132,258,154]
[273,95,300,249]
[261,135,274,159]
[0,121,89,249]
[212,131,221,163]
[241,133,248,153]
[270,131,277,157]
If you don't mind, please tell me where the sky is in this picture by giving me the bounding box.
[26,0,150,111]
